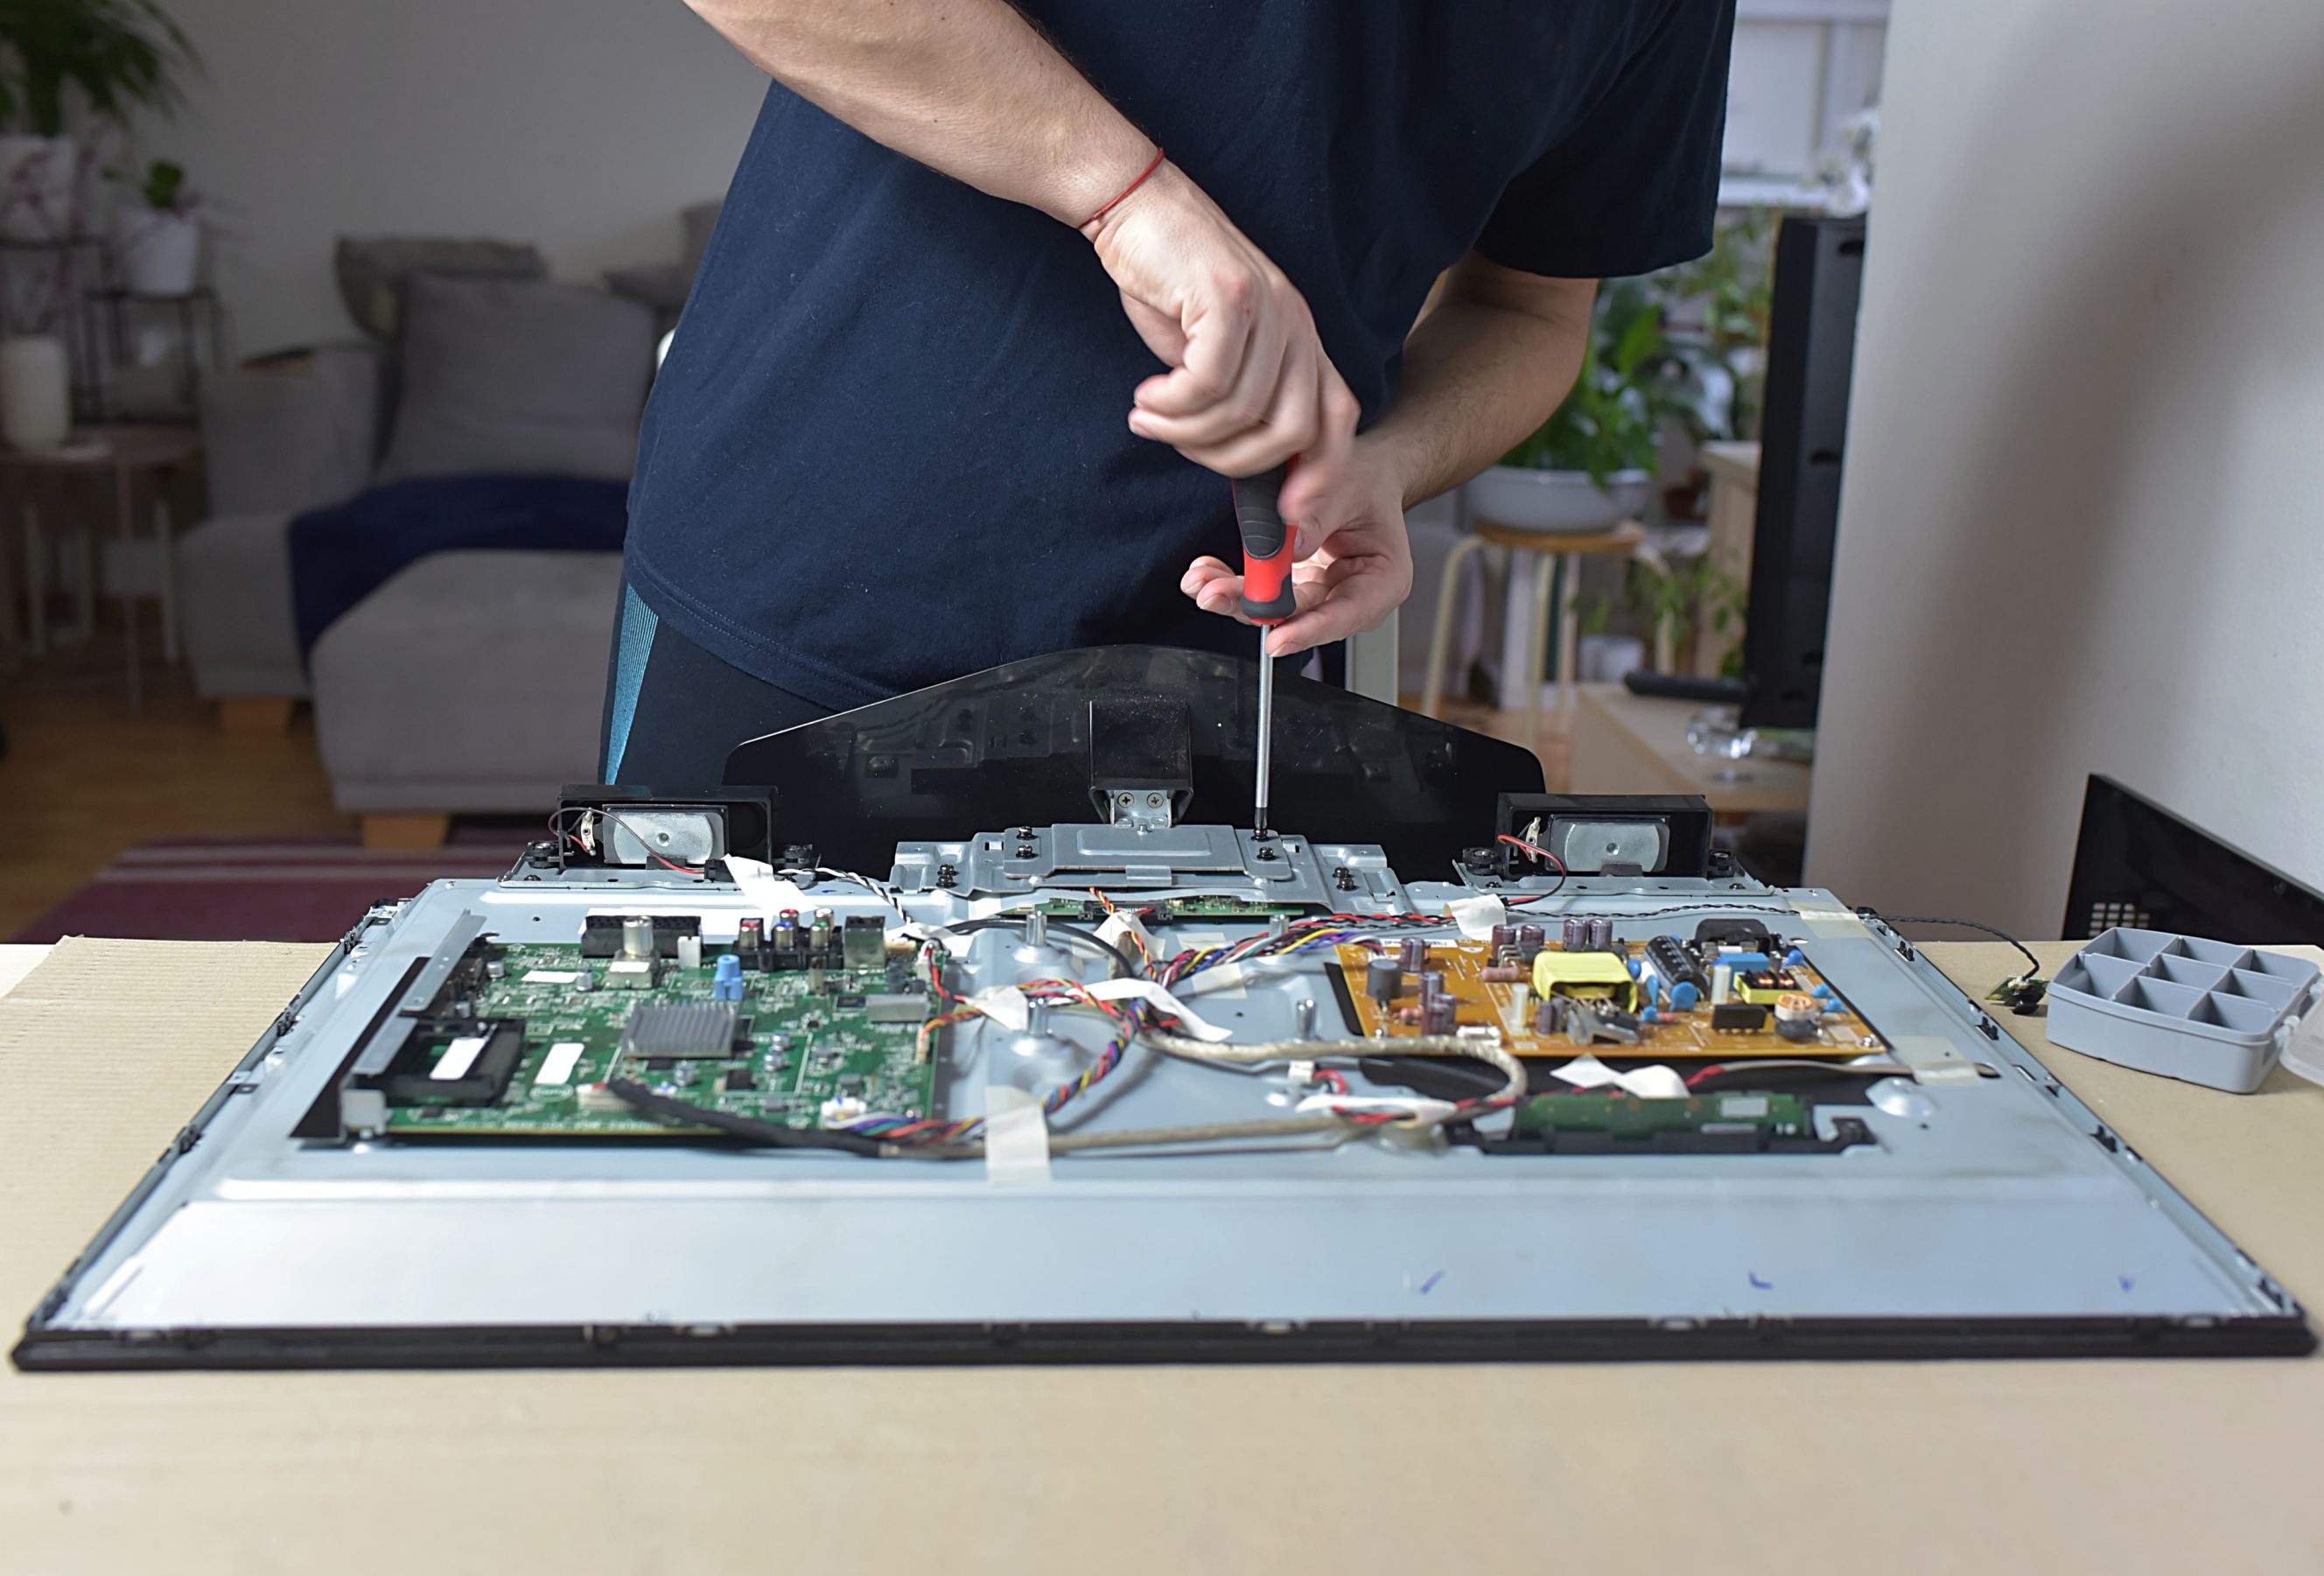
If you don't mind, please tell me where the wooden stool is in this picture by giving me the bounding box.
[1420,517,1648,741]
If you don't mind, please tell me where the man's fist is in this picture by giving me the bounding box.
[1086,161,1360,480]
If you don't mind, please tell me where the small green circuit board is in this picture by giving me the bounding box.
[382,943,936,1138]
[1033,894,1311,921]
[1513,1092,1816,1139]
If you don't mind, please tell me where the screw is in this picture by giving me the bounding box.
[1256,845,1278,862]
[1146,793,1163,807]
[1117,792,1133,805]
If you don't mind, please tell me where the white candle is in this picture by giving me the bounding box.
[0,336,70,451]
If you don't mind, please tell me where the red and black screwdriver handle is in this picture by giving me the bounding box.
[1231,464,1297,626]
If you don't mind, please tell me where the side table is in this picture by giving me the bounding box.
[3,424,203,710]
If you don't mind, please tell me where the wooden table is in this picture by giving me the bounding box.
[1,424,203,709]
[2,936,2320,1575]
[1569,681,1813,816]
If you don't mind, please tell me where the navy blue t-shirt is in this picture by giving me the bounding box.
[627,1,1736,709]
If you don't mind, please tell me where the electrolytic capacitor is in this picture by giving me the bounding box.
[1516,924,1545,956]
[620,916,654,961]
[1489,923,1515,952]
[1366,956,1404,1005]
[1534,998,1558,1035]
[810,908,835,952]
[1562,917,1588,951]
[1422,997,1458,1035]
[774,909,800,951]
[737,916,764,961]
[1419,970,1446,1001]
[1588,917,1616,952]
[1399,938,1428,974]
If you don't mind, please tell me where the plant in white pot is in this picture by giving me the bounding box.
[109,155,196,293]
[0,0,197,241]
[1465,284,1674,534]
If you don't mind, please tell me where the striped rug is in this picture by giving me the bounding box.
[15,831,533,944]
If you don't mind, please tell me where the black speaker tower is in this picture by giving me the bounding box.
[1738,214,1866,732]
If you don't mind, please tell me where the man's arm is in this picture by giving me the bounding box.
[1185,256,1597,656]
[684,0,1351,477]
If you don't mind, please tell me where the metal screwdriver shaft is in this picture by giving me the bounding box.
[1232,465,1295,836]
[1253,648,1276,834]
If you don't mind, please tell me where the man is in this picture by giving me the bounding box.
[606,0,1735,784]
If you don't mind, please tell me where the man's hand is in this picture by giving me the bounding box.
[1087,163,1358,480]
[1179,435,1413,659]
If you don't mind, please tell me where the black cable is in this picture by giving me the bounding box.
[1865,913,2043,977]
[605,1079,886,1155]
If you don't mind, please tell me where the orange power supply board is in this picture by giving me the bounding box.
[1333,940,1886,1060]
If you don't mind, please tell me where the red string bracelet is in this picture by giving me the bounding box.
[1079,146,1166,232]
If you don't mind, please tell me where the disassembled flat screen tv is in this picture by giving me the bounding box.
[14,649,2310,1369]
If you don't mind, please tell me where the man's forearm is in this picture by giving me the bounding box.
[1366,265,1599,508]
[687,0,1153,224]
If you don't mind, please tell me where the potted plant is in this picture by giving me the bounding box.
[0,0,197,241]
[1465,283,1676,534]
[109,153,194,292]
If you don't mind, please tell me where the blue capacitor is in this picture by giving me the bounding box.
[1626,956,1642,977]
[1719,950,1773,971]
[711,953,746,1001]
[1670,981,1701,1012]
[1641,1006,1660,1025]
[1785,948,1809,970]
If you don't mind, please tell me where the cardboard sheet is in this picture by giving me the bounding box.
[3,936,2320,1576]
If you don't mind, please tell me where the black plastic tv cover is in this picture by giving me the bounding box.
[721,645,1544,876]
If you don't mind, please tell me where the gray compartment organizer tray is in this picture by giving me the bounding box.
[2048,927,2321,1092]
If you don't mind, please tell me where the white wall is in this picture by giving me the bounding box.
[1805,0,2324,935]
[156,0,768,354]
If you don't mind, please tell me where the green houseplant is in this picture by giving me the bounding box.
[1465,282,1682,533]
[0,0,196,240]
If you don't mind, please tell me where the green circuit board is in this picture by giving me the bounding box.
[381,942,938,1138]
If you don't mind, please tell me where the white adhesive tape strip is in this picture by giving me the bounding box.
[1082,977,1235,1041]
[1552,1053,1688,1100]
[1294,1093,1457,1122]
[964,984,1032,1032]
[899,922,973,956]
[1096,910,1158,960]
[1793,894,1866,941]
[984,1086,1051,1185]
[522,970,583,985]
[719,855,821,917]
[1447,894,1508,940]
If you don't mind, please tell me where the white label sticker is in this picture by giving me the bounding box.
[535,1042,585,1085]
[522,970,583,985]
[431,1034,488,1082]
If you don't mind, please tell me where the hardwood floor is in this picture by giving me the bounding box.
[0,669,349,939]
[0,641,1572,941]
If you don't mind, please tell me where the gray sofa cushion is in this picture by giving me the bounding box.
[374,275,656,485]
[334,236,544,341]
[178,512,307,699]
[197,342,388,517]
[311,550,622,812]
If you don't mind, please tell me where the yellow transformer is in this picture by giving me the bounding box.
[1530,948,1641,1013]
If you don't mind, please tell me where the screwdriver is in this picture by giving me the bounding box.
[1232,464,1295,836]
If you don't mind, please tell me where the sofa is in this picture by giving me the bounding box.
[179,223,709,846]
